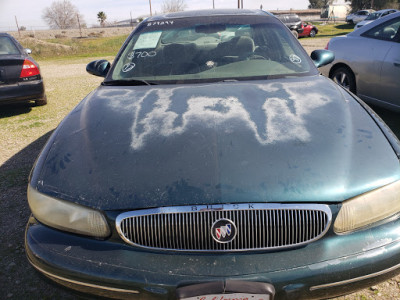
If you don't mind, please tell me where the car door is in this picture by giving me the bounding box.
[358,16,400,107]
[353,11,368,24]
[379,37,400,107]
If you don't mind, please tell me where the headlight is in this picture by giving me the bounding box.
[28,185,110,238]
[334,180,400,234]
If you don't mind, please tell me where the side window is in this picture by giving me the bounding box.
[362,17,400,41]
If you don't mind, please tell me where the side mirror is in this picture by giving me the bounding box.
[311,50,334,68]
[86,60,111,77]
[25,48,32,55]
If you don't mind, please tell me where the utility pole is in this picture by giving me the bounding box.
[15,16,21,38]
[77,14,82,38]
[213,0,215,9]
[130,11,133,28]
[149,0,153,16]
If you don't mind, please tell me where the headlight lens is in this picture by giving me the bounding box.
[334,180,400,234]
[28,185,110,238]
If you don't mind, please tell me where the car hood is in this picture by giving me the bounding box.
[32,76,400,210]
[356,20,371,27]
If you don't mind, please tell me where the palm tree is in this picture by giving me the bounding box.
[97,11,107,27]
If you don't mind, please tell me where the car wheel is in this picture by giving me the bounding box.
[330,67,356,94]
[291,30,299,39]
[35,94,47,106]
[309,29,316,37]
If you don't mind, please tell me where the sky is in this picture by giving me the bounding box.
[0,0,310,31]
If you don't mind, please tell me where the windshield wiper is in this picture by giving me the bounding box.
[102,79,157,86]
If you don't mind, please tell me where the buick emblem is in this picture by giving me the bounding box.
[211,218,237,243]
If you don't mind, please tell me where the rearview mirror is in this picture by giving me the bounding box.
[311,50,334,68]
[195,24,226,34]
[86,60,111,77]
[25,48,32,55]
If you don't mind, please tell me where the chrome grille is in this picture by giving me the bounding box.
[116,204,332,252]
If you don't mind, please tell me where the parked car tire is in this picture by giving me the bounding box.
[291,30,298,38]
[35,94,47,106]
[309,29,317,37]
[330,67,356,94]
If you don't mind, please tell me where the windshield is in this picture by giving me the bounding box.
[109,15,316,84]
[366,12,380,20]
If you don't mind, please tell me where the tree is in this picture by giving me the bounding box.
[161,0,187,13]
[350,0,399,11]
[97,11,107,27]
[308,0,333,9]
[42,0,85,29]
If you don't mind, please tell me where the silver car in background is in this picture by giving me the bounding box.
[348,9,375,24]
[320,12,400,110]
[355,9,399,29]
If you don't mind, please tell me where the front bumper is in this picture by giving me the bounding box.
[0,79,45,104]
[26,215,400,300]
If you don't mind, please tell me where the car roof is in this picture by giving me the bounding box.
[277,13,299,17]
[349,11,400,36]
[145,9,272,22]
[374,8,399,13]
[355,9,374,13]
[0,32,13,37]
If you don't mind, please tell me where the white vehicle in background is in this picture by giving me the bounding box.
[346,9,374,24]
[355,9,399,29]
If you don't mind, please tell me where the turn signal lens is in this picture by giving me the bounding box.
[20,59,40,78]
[334,180,400,234]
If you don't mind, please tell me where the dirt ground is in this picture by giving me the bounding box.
[1,36,400,300]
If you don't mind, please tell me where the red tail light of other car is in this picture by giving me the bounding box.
[20,59,40,78]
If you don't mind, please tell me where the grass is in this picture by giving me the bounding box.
[0,56,104,170]
[22,34,129,60]
[49,35,129,54]
[308,22,354,38]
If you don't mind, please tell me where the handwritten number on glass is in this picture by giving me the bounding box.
[128,51,157,59]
